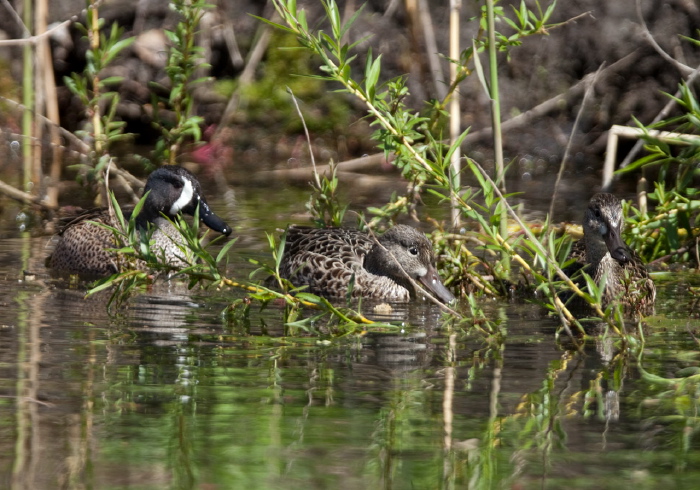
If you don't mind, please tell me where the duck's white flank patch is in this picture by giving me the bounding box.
[170,176,194,214]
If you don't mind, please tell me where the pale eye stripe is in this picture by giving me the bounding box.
[169,176,195,214]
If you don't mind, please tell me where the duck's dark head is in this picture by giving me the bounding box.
[366,225,455,304]
[138,165,232,235]
[583,193,629,264]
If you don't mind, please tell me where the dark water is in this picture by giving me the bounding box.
[0,183,699,489]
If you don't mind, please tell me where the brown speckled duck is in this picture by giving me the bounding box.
[279,225,455,303]
[48,165,231,277]
[566,193,655,315]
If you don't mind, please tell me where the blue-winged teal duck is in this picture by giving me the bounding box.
[566,193,655,314]
[48,165,232,277]
[279,225,455,303]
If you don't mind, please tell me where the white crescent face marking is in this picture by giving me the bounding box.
[169,176,195,215]
[598,223,608,236]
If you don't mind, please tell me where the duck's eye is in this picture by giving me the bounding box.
[593,208,601,218]
[408,246,419,256]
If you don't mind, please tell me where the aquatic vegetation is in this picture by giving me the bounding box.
[63,3,135,200]
[151,0,211,166]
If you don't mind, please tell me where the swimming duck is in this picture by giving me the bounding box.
[48,165,232,277]
[279,225,455,303]
[566,193,655,314]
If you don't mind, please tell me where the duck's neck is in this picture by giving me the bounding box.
[584,234,610,269]
[364,245,416,298]
[134,194,168,230]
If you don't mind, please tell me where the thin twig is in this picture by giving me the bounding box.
[217,3,275,128]
[287,87,321,189]
[0,395,54,407]
[646,243,694,266]
[0,178,57,210]
[635,0,694,76]
[549,64,603,221]
[618,70,700,169]
[0,0,30,37]
[418,0,447,100]
[1,96,91,153]
[0,19,73,46]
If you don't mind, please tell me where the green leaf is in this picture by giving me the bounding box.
[295,292,324,305]
[365,53,382,99]
[215,237,238,263]
[472,39,490,98]
[326,0,341,40]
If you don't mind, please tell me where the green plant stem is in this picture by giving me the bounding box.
[449,0,461,228]
[486,0,508,271]
[88,0,103,157]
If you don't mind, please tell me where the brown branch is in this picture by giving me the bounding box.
[646,243,695,267]
[0,19,72,46]
[0,178,57,210]
[635,0,694,76]
[549,64,603,221]
[1,96,91,154]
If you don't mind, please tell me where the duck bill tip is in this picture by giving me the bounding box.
[603,228,629,263]
[419,268,456,304]
[199,201,232,236]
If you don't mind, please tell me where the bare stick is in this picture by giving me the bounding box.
[418,0,447,100]
[549,65,603,221]
[217,5,274,129]
[0,0,30,36]
[449,0,461,228]
[287,88,321,189]
[0,179,57,210]
[635,0,693,76]
[1,96,90,154]
[0,19,72,46]
[618,63,700,169]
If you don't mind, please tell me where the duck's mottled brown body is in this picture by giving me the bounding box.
[48,165,231,277]
[280,225,454,303]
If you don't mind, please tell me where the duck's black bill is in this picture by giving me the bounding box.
[419,266,456,304]
[199,201,232,236]
[603,227,629,264]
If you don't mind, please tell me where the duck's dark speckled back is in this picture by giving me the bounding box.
[49,215,120,277]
